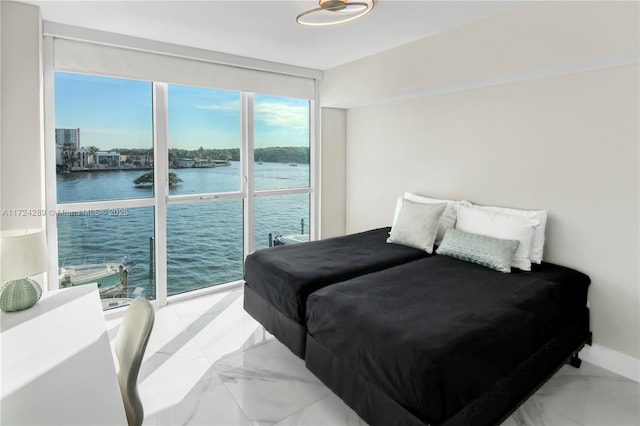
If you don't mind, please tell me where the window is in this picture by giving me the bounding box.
[54,73,156,309]
[167,85,241,194]
[254,194,310,250]
[254,94,310,191]
[166,85,244,295]
[54,73,154,201]
[253,94,311,250]
[49,71,315,309]
[57,207,156,306]
[167,201,244,296]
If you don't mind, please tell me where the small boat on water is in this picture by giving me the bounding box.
[289,163,298,167]
[59,257,133,300]
[274,234,309,246]
[270,219,308,247]
[59,263,121,288]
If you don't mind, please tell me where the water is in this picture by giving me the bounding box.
[56,161,310,299]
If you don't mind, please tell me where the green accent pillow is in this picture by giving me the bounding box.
[387,199,446,253]
[436,228,520,273]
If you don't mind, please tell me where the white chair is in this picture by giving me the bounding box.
[115,297,155,426]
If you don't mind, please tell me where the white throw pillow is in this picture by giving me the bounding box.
[391,193,461,246]
[461,201,547,264]
[455,204,539,271]
[387,199,446,253]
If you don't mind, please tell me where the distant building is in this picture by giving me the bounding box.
[177,158,194,168]
[55,128,81,165]
[120,153,153,167]
[56,128,80,149]
[96,151,121,168]
[75,148,89,169]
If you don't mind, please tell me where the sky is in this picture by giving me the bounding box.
[54,72,310,151]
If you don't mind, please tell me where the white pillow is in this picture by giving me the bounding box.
[461,201,547,264]
[455,204,539,271]
[392,193,462,246]
[387,199,446,253]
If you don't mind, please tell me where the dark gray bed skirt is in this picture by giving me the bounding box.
[305,312,591,426]
[243,283,307,358]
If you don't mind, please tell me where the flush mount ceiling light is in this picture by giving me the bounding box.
[296,0,375,26]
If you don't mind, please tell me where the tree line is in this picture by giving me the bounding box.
[167,146,309,165]
[111,146,309,167]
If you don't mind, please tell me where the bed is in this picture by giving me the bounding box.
[243,227,429,357]
[244,194,592,424]
[304,255,592,426]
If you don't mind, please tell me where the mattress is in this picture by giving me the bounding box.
[305,255,591,425]
[244,227,427,324]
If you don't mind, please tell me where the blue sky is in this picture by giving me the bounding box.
[54,72,309,150]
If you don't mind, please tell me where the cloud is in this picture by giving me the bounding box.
[254,101,309,130]
[195,100,239,113]
[195,98,309,131]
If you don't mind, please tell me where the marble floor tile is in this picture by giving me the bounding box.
[107,286,639,426]
[187,296,267,364]
[214,339,332,425]
[528,363,640,425]
[138,312,210,388]
[143,364,251,426]
[503,398,582,426]
[144,307,196,356]
[170,290,243,327]
[272,393,366,426]
[140,353,217,418]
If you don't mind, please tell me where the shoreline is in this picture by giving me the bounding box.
[58,161,309,174]
[59,163,233,174]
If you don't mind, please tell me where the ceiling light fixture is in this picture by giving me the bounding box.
[296,0,375,27]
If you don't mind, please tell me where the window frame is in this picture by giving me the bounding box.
[43,39,319,311]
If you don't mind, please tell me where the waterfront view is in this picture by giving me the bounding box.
[57,162,310,302]
[54,71,311,308]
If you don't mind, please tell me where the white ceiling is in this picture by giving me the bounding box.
[25,1,531,70]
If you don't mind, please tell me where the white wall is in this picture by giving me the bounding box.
[322,2,639,109]
[321,1,640,376]
[320,107,346,238]
[0,1,44,231]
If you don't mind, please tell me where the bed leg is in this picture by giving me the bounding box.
[568,354,582,368]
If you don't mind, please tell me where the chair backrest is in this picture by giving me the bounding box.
[115,297,155,426]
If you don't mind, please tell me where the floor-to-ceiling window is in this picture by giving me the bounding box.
[54,73,157,308]
[253,94,311,250]
[47,37,317,309]
[166,85,244,296]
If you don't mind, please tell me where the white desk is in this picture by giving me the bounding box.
[1,284,128,425]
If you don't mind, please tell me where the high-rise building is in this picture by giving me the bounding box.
[55,128,81,166]
[55,128,81,149]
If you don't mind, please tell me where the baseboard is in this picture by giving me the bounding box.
[579,343,640,382]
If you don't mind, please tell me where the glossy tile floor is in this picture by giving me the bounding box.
[106,287,640,426]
